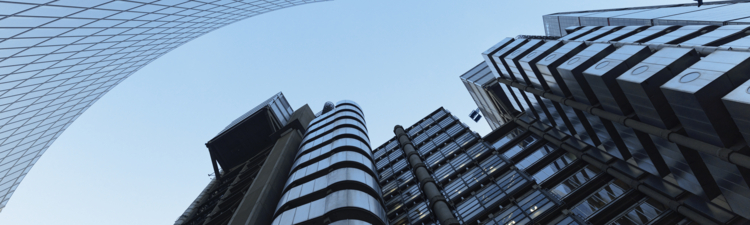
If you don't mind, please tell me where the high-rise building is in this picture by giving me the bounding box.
[174,92,319,225]
[0,0,329,211]
[174,2,750,225]
[462,4,750,223]
[175,94,391,225]
[542,0,750,37]
[187,92,750,224]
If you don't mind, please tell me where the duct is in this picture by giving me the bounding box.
[393,125,460,225]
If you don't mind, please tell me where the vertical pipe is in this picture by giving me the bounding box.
[394,125,460,225]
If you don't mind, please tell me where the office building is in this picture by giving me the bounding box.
[176,95,390,225]
[0,0,329,211]
[183,93,747,225]
[176,2,750,224]
[542,0,750,36]
[175,92,316,225]
[462,12,750,224]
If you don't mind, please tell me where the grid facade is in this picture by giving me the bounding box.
[0,0,329,211]
[467,23,750,223]
[373,108,698,225]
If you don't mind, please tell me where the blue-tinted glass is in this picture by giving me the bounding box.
[571,180,629,218]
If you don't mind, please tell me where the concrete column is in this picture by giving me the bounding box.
[227,105,315,225]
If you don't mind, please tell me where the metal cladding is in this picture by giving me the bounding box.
[644,25,719,45]
[376,109,545,224]
[583,45,671,177]
[272,101,387,225]
[573,26,622,42]
[470,24,750,222]
[679,25,750,47]
[722,80,750,145]
[460,63,514,130]
[0,0,329,211]
[543,1,750,36]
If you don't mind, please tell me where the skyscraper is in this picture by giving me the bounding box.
[194,94,749,224]
[542,0,750,36]
[462,6,750,223]
[174,92,319,225]
[176,96,388,225]
[272,100,385,225]
[0,0,328,212]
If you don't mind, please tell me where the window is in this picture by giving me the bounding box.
[550,165,600,198]
[570,179,630,218]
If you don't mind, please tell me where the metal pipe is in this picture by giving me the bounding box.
[394,125,460,225]
[492,78,750,170]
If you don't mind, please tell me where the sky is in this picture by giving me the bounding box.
[0,0,692,224]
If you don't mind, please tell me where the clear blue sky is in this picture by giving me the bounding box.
[0,0,689,224]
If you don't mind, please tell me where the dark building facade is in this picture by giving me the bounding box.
[175,97,390,225]
[173,93,321,225]
[462,21,750,224]
[176,2,750,225]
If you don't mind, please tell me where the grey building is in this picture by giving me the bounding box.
[463,10,750,224]
[175,96,388,225]
[174,2,750,225]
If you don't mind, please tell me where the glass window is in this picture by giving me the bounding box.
[425,151,444,169]
[391,159,408,173]
[438,115,455,128]
[455,132,477,147]
[550,165,600,198]
[503,135,539,159]
[449,153,472,170]
[517,190,557,220]
[493,205,530,225]
[401,185,422,203]
[608,197,667,225]
[433,164,455,184]
[492,127,525,149]
[425,125,441,136]
[571,179,630,218]
[456,196,483,223]
[408,202,432,224]
[532,153,577,182]
[418,141,436,156]
[440,142,460,156]
[466,142,492,160]
[479,154,507,176]
[432,133,450,146]
[0,3,36,16]
[446,123,465,136]
[516,144,557,170]
[497,170,529,194]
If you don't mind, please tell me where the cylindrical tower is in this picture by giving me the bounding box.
[271,100,387,225]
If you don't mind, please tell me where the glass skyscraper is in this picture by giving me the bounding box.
[462,2,750,223]
[0,0,328,212]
